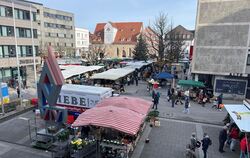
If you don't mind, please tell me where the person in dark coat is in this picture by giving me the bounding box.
[152,92,160,110]
[201,133,212,158]
[17,87,20,98]
[219,126,228,153]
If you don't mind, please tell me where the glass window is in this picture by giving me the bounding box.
[187,35,191,39]
[0,46,3,57]
[3,46,8,57]
[9,46,15,57]
[14,9,19,19]
[2,26,7,36]
[7,26,14,36]
[33,29,37,38]
[26,46,32,56]
[247,54,250,65]
[32,12,36,21]
[22,46,26,57]
[5,7,12,17]
[4,69,11,78]
[26,29,31,38]
[19,10,24,19]
[0,6,5,17]
[17,46,21,56]
[35,46,39,56]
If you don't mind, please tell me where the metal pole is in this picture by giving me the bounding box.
[28,119,31,142]
[12,2,23,107]
[29,5,37,90]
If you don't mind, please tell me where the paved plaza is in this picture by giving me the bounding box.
[0,80,243,158]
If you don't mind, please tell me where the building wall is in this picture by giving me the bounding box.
[32,4,75,56]
[75,28,89,51]
[192,0,250,75]
[0,0,40,84]
[92,44,135,58]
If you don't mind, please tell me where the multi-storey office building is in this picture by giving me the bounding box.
[0,0,40,86]
[31,2,75,57]
[192,0,250,99]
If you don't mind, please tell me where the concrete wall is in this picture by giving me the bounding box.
[192,0,250,75]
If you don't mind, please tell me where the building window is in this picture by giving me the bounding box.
[71,43,74,47]
[33,29,38,38]
[32,12,36,21]
[16,27,32,38]
[117,48,119,57]
[187,34,191,39]
[0,25,14,37]
[122,50,126,57]
[183,34,186,39]
[247,54,250,65]
[14,9,30,20]
[65,43,67,47]
[77,33,80,37]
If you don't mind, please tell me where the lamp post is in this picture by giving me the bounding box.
[12,2,23,108]
[29,5,37,90]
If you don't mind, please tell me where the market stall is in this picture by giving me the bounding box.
[71,96,151,158]
[90,68,135,81]
[224,100,250,157]
[61,65,104,80]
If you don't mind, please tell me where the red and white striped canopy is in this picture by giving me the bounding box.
[72,106,145,135]
[96,96,152,115]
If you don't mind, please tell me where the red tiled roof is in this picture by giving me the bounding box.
[92,22,143,44]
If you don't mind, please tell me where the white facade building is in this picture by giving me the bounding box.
[75,28,89,57]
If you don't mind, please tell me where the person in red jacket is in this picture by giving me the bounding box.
[240,136,250,158]
[229,126,239,151]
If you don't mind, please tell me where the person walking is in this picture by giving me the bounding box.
[240,135,250,158]
[185,144,196,158]
[190,132,198,152]
[175,90,183,105]
[171,89,176,108]
[201,133,212,158]
[229,125,239,152]
[219,126,228,153]
[135,77,138,86]
[183,96,190,114]
[217,93,223,110]
[16,87,20,98]
[152,91,160,110]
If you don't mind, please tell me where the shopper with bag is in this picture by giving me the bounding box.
[201,133,212,158]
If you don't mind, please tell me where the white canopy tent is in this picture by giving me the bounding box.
[224,103,250,132]
[125,61,153,69]
[61,66,104,79]
[90,68,135,81]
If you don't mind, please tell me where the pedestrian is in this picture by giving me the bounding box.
[201,133,212,158]
[240,135,250,158]
[219,126,228,153]
[202,96,207,107]
[229,124,239,152]
[135,77,138,86]
[183,96,190,114]
[190,132,199,152]
[127,76,131,86]
[217,93,223,110]
[175,90,183,105]
[185,144,196,158]
[16,87,20,98]
[120,84,125,93]
[167,88,171,102]
[152,91,160,110]
[171,88,176,108]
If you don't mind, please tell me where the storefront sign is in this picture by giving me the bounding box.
[57,93,100,108]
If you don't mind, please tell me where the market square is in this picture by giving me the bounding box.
[0,0,250,158]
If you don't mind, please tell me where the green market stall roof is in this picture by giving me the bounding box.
[178,80,205,87]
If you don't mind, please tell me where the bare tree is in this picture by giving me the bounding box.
[85,45,106,65]
[165,28,185,63]
[149,12,171,62]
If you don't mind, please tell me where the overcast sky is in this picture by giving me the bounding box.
[32,0,197,32]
